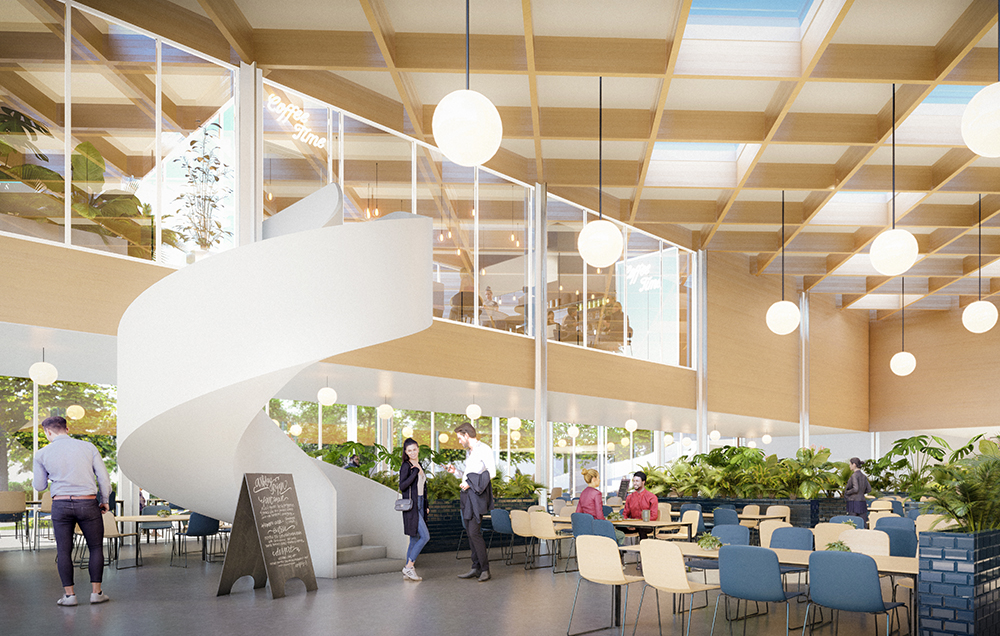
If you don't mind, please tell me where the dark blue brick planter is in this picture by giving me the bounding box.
[423,497,536,554]
[919,529,1000,636]
[656,496,844,527]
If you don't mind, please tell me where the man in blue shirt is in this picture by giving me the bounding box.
[33,415,112,606]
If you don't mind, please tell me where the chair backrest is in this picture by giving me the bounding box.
[577,535,628,586]
[711,523,750,546]
[571,512,594,537]
[680,509,701,533]
[769,526,813,551]
[0,490,26,514]
[813,522,850,550]
[766,505,791,524]
[560,503,578,517]
[715,503,737,510]
[490,508,513,534]
[718,545,787,603]
[509,510,534,538]
[915,513,957,534]
[186,512,220,537]
[606,495,623,507]
[759,519,791,549]
[808,550,889,613]
[880,526,917,557]
[592,519,618,543]
[140,505,173,529]
[658,502,672,520]
[741,504,760,516]
[529,510,558,538]
[550,487,563,499]
[868,511,899,527]
[102,512,122,539]
[841,528,889,556]
[906,507,920,520]
[829,515,864,529]
[713,508,740,526]
[869,500,893,511]
[875,516,916,533]
[602,505,612,517]
[890,500,904,516]
[40,491,52,513]
[680,503,705,533]
[640,539,696,592]
[527,504,545,514]
[552,499,567,516]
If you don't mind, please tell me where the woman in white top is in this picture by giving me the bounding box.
[398,438,429,581]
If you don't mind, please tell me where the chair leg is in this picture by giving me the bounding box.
[710,593,723,636]
[455,527,469,560]
[567,577,582,636]
[631,584,648,636]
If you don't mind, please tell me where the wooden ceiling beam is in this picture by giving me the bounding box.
[255,30,384,70]
[196,0,254,63]
[521,0,543,180]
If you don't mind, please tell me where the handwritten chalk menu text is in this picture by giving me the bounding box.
[217,473,318,599]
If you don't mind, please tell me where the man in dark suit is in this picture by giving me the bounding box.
[446,421,495,582]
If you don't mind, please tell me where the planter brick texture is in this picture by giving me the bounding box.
[919,529,1000,636]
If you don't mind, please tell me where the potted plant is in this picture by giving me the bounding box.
[173,121,232,259]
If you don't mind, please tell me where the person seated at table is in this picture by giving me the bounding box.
[622,470,658,541]
[562,305,581,343]
[482,286,499,311]
[577,469,625,544]
[546,310,561,341]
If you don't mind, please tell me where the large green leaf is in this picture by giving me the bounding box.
[4,163,65,194]
[71,141,105,191]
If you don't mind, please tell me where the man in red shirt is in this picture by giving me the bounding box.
[623,471,658,541]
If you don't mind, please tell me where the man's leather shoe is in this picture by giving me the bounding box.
[457,569,481,579]
[478,571,491,582]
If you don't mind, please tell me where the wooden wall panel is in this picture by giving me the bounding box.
[870,306,1000,431]
[809,293,869,432]
[0,235,172,336]
[707,252,799,422]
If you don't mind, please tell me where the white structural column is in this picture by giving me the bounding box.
[533,183,550,488]
[347,404,358,442]
[116,201,433,579]
[695,250,709,454]
[237,62,260,245]
[799,291,810,450]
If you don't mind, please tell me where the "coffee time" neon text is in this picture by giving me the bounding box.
[266,94,327,150]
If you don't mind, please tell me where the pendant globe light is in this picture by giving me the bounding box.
[962,4,1000,156]
[431,0,502,167]
[890,278,917,376]
[766,191,801,335]
[578,76,624,269]
[870,84,918,276]
[29,348,58,386]
[962,194,999,333]
[317,376,337,406]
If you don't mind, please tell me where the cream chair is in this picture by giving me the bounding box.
[527,504,545,513]
[606,495,623,507]
[658,502,672,522]
[566,535,644,636]
[868,511,899,527]
[739,504,761,529]
[841,529,890,556]
[509,510,535,568]
[915,514,957,534]
[813,522,850,550]
[560,503,578,517]
[103,513,142,569]
[0,490,27,549]
[759,519,791,549]
[870,500,893,511]
[552,498,568,516]
[658,509,699,541]
[635,539,719,636]
[766,504,791,524]
[529,510,571,572]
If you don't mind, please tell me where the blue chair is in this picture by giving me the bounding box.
[603,505,613,517]
[769,527,812,590]
[686,525,751,609]
[804,551,906,636]
[139,505,173,543]
[592,519,618,543]
[715,504,737,510]
[713,508,740,526]
[906,508,920,520]
[170,512,220,567]
[890,500,904,516]
[879,527,917,558]
[489,508,515,564]
[710,545,802,636]
[571,512,594,537]
[680,503,706,534]
[875,516,915,533]
[829,515,864,529]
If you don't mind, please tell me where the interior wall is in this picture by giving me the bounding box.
[809,293,869,432]
[870,306,1000,431]
[706,251,799,423]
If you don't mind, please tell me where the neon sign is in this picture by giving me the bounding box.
[266,94,327,150]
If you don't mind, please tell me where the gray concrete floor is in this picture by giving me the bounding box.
[0,541,896,636]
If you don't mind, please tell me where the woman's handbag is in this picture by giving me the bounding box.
[395,493,412,512]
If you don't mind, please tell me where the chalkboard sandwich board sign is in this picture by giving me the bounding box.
[217,473,318,599]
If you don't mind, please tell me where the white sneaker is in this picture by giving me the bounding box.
[403,567,422,582]
[57,595,78,607]
[90,592,110,604]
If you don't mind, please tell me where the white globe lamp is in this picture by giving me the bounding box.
[510,430,521,442]
[664,434,674,446]
[66,405,85,420]
[401,425,414,438]
[766,300,800,335]
[439,433,449,444]
[709,429,721,442]
[29,361,58,386]
[748,441,757,448]
[317,387,337,406]
[606,442,616,452]
[567,425,580,439]
[762,434,772,445]
[962,83,1000,157]
[890,351,916,377]
[682,437,692,448]
[466,403,482,420]
[376,403,395,420]
[621,436,630,446]
[557,439,567,448]
[508,417,521,431]
[288,424,303,437]
[963,300,998,334]
[578,219,623,269]
[869,229,919,276]
[432,89,503,167]
[272,418,281,427]
[624,419,638,433]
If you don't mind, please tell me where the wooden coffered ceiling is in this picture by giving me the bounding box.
[8,0,1000,317]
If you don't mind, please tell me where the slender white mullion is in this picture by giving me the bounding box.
[63,1,71,245]
[338,111,344,189]
[411,141,417,214]
[154,39,162,261]
[327,107,333,185]
[473,166,480,327]
[621,227,628,351]
[582,207,588,348]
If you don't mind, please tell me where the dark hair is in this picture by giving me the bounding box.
[849,457,862,468]
[41,415,68,432]
[400,437,419,465]
[454,422,477,438]
[633,470,647,483]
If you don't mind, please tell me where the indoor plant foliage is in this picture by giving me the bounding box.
[174,121,233,251]
[917,438,1000,532]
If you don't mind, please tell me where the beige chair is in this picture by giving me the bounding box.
[636,539,719,636]
[103,513,142,569]
[560,503,578,517]
[606,495,623,508]
[658,509,699,541]
[552,498,568,516]
[509,510,535,567]
[915,514,957,534]
[759,519,791,549]
[550,487,563,499]
[766,504,791,524]
[658,502,672,521]
[868,511,899,527]
[870,500,893,511]
[0,491,27,549]
[529,511,571,571]
[527,504,545,513]
[813,522,850,550]
[841,529,890,556]
[739,504,761,529]
[566,535,644,636]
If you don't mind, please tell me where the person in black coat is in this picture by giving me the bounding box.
[399,438,429,581]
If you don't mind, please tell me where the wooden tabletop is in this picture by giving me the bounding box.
[611,518,692,529]
[675,542,917,576]
[737,513,788,521]
[116,514,190,523]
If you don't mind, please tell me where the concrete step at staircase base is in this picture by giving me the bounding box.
[336,557,407,578]
[337,544,387,564]
[337,534,363,550]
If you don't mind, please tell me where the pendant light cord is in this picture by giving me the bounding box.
[891,83,896,230]
[979,194,983,300]
[599,76,603,220]
[465,0,470,91]
[781,190,785,301]
[901,277,905,351]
